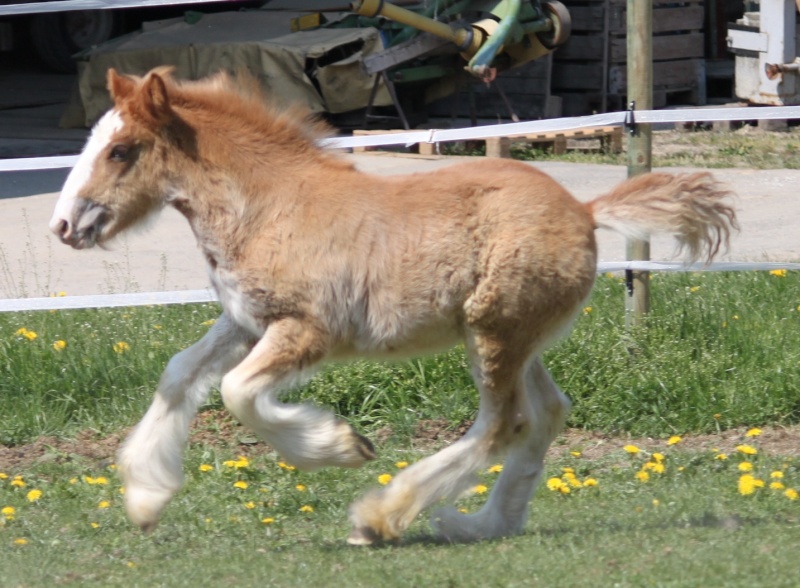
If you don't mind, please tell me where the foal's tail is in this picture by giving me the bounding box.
[586,172,739,263]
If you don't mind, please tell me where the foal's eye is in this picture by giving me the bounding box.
[109,144,130,162]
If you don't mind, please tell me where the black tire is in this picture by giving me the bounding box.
[536,1,571,50]
[30,10,117,73]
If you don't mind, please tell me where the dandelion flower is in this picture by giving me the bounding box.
[0,473,7,479]
[53,340,67,351]
[98,500,111,509]
[583,306,592,314]
[2,506,16,518]
[16,328,37,341]
[770,482,786,491]
[635,471,650,483]
[244,502,256,510]
[583,478,598,487]
[785,488,799,501]
[546,478,565,491]
[736,444,758,456]
[770,471,784,479]
[13,538,28,545]
[652,452,665,463]
[277,461,295,471]
[745,428,763,437]
[299,505,314,513]
[667,435,683,446]
[472,484,488,495]
[261,517,275,524]
[377,474,393,486]
[233,481,248,490]
[689,286,701,293]
[738,462,753,472]
[570,451,582,458]
[198,464,214,472]
[652,499,660,507]
[715,453,728,461]
[90,522,100,529]
[738,474,764,496]
[488,464,503,474]
[113,341,130,354]
[26,489,42,502]
[201,319,217,326]
[295,484,307,492]
[623,444,641,455]
[11,477,25,488]
[769,269,787,277]
[395,461,409,469]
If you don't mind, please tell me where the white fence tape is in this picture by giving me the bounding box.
[1,263,797,313]
[0,0,241,17]
[4,105,800,172]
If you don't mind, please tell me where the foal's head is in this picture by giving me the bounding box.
[50,68,199,249]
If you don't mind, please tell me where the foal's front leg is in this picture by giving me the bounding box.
[220,317,376,471]
[119,314,255,531]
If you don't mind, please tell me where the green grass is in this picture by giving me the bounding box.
[2,272,798,445]
[2,437,800,586]
[2,271,800,585]
[442,127,800,169]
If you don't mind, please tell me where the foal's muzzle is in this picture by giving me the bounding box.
[50,199,111,250]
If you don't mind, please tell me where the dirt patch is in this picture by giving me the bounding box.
[2,410,799,473]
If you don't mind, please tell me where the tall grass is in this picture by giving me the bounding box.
[1,272,798,446]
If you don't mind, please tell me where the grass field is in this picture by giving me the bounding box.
[2,271,800,586]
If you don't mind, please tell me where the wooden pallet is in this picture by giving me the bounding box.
[351,126,623,158]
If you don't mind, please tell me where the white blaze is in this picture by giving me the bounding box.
[49,110,125,234]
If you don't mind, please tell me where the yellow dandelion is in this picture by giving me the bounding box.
[745,428,763,437]
[635,471,650,483]
[458,507,469,514]
[738,462,753,472]
[98,500,111,509]
[377,474,393,486]
[652,452,665,463]
[198,464,214,472]
[113,341,130,354]
[126,562,136,568]
[770,471,784,479]
[295,484,307,492]
[2,506,16,518]
[52,340,67,351]
[557,484,570,495]
[26,489,42,502]
[488,464,503,474]
[472,484,488,495]
[570,451,582,458]
[261,517,275,524]
[565,476,583,488]
[546,477,565,491]
[395,461,409,469]
[736,444,758,456]
[715,453,728,461]
[770,482,786,491]
[769,269,787,277]
[583,306,592,314]
[90,522,100,528]
[244,501,256,510]
[69,478,78,484]
[201,319,217,326]
[583,478,598,487]
[13,538,28,545]
[562,467,575,475]
[0,473,7,479]
[652,499,660,507]
[277,461,295,471]
[233,481,248,490]
[689,286,701,293]
[11,477,25,488]
[299,505,314,513]
[623,444,641,454]
[785,488,799,501]
[667,435,683,446]
[119,487,125,495]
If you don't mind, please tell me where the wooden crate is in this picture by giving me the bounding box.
[552,0,706,114]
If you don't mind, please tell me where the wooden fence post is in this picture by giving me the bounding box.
[625,0,653,328]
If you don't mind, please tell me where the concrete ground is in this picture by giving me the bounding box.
[0,152,798,299]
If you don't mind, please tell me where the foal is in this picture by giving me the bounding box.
[49,68,737,544]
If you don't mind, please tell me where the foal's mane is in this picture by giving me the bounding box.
[120,68,335,157]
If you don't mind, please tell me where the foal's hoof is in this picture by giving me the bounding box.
[347,525,381,546]
[334,422,377,468]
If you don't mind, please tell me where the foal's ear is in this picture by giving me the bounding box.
[107,68,136,102]
[139,72,173,125]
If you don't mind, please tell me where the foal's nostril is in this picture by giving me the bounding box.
[54,219,72,240]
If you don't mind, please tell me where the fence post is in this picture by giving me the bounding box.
[625,0,653,328]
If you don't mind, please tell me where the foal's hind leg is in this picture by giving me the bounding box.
[219,317,376,471]
[119,314,255,531]
[348,331,528,545]
[432,357,570,542]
